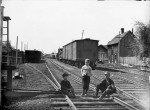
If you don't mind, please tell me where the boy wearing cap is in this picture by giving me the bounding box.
[60,73,75,98]
[94,71,116,100]
[81,59,92,96]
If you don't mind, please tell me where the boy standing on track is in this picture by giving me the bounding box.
[93,71,116,100]
[60,73,76,98]
[81,59,92,96]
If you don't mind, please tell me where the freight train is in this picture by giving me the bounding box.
[57,38,99,70]
[25,50,42,63]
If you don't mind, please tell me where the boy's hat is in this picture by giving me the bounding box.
[62,73,69,77]
[104,72,110,76]
[85,59,90,63]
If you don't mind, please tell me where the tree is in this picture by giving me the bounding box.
[134,21,150,58]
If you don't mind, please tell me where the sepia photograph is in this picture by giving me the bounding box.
[0,0,150,110]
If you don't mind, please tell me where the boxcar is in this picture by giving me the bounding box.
[57,48,63,61]
[62,38,99,69]
[25,50,42,63]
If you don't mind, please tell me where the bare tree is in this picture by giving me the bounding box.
[134,21,150,58]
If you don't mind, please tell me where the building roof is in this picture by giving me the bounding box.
[103,45,108,49]
[99,45,108,50]
[3,16,11,21]
[63,38,99,47]
[107,31,131,46]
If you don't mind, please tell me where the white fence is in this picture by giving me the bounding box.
[119,57,150,66]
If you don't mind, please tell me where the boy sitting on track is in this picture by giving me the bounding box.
[93,71,116,100]
[60,73,76,98]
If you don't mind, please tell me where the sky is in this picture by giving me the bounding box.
[1,0,150,54]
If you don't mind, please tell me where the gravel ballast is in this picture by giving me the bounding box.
[3,63,57,110]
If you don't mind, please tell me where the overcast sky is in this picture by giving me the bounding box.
[2,0,150,53]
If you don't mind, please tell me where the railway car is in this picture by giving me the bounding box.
[57,48,63,61]
[25,50,42,63]
[62,38,99,69]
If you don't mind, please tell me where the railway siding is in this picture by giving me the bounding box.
[46,59,138,110]
[50,59,148,110]
[4,63,63,110]
[12,63,54,91]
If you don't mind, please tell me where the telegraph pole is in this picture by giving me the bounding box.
[81,30,84,39]
[16,36,18,66]
[27,42,28,50]
[24,44,26,51]
[148,73,150,110]
[21,41,23,51]
[0,5,4,106]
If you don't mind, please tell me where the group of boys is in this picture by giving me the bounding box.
[60,59,116,100]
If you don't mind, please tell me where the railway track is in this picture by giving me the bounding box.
[45,59,131,110]
[47,59,148,110]
[44,58,147,110]
[26,63,76,110]
[96,64,149,87]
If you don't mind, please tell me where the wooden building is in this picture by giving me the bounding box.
[107,28,138,64]
[98,45,108,63]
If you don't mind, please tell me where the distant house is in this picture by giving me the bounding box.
[98,45,108,63]
[107,28,139,64]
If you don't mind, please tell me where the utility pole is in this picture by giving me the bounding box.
[16,36,18,66]
[81,30,84,39]
[27,42,28,50]
[24,44,26,51]
[149,74,150,110]
[0,5,4,106]
[21,41,23,51]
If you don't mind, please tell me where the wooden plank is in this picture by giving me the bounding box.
[122,89,148,91]
[51,101,118,106]
[53,107,125,110]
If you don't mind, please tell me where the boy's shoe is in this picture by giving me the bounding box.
[105,94,110,98]
[99,96,103,100]
[71,96,76,98]
[81,93,85,96]
[92,93,98,98]
[84,94,87,96]
[93,95,98,98]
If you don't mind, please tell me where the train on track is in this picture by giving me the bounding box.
[57,38,99,69]
[25,50,42,63]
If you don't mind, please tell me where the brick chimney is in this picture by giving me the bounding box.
[121,28,124,34]
[132,28,134,34]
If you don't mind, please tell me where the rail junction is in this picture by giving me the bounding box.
[15,58,147,110]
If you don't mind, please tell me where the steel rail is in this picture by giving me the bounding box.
[50,59,139,110]
[27,63,77,110]
[89,70,147,108]
[55,60,146,107]
[45,62,78,110]
[113,97,139,110]
[97,65,148,87]
[48,60,96,91]
[2,88,60,93]
[26,63,59,90]
[111,73,146,88]
[89,71,147,107]
[116,87,147,107]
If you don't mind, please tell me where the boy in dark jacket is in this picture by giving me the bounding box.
[94,71,116,100]
[60,73,75,98]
